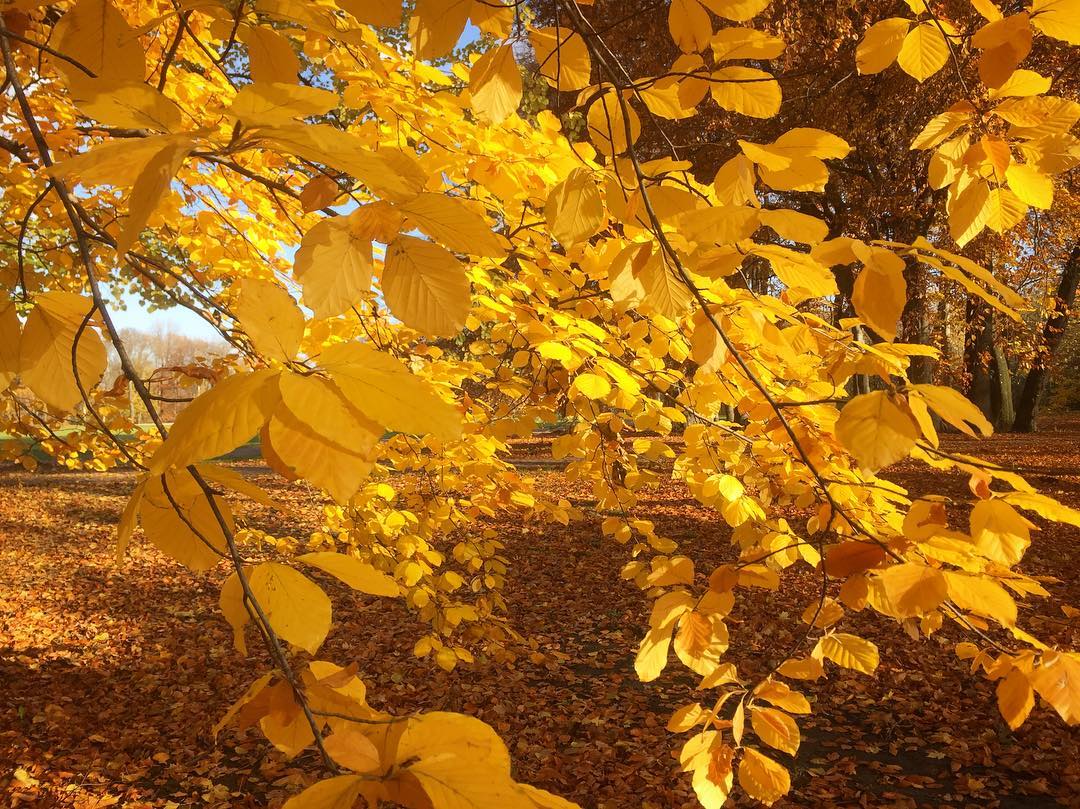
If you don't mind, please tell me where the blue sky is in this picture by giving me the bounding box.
[117,20,484,341]
[110,291,224,341]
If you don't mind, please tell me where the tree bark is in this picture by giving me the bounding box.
[1014,246,1080,432]
[901,257,935,384]
[966,300,993,420]
[991,345,1015,432]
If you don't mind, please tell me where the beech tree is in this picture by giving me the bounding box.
[1,0,1079,807]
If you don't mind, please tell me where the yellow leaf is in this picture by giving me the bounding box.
[754,680,811,714]
[1002,491,1080,528]
[1005,163,1053,209]
[699,0,771,22]
[117,139,191,255]
[281,775,365,809]
[470,44,522,124]
[911,102,975,150]
[546,168,605,247]
[750,707,800,755]
[910,384,993,437]
[851,245,906,341]
[669,0,712,52]
[758,209,828,244]
[875,563,948,617]
[732,702,751,747]
[801,597,845,629]
[984,187,1027,233]
[385,712,541,807]
[260,682,315,757]
[213,673,273,738]
[587,91,641,155]
[149,369,280,474]
[294,215,373,318]
[758,155,830,192]
[265,405,374,503]
[710,66,781,118]
[298,552,401,597]
[249,562,332,655]
[738,564,780,589]
[943,571,1017,626]
[396,712,502,764]
[518,784,581,809]
[637,251,695,317]
[713,154,758,205]
[572,372,612,400]
[383,236,470,337]
[636,591,694,682]
[973,13,1032,89]
[972,0,1005,21]
[229,82,338,126]
[260,124,426,204]
[300,175,341,213]
[970,499,1034,565]
[897,22,949,82]
[737,748,790,806]
[322,727,381,773]
[219,571,250,655]
[337,0,402,27]
[1029,651,1080,724]
[277,371,382,452]
[752,245,838,302]
[239,26,300,83]
[412,0,471,59]
[319,341,462,441]
[996,667,1035,729]
[835,391,920,473]
[0,301,20,394]
[1031,0,1080,44]
[990,69,1050,98]
[673,610,729,677]
[816,633,879,674]
[537,341,574,365]
[115,478,146,563]
[776,656,825,680]
[856,18,911,74]
[689,744,734,808]
[18,291,107,413]
[46,134,183,187]
[398,193,508,258]
[408,756,534,807]
[676,205,760,246]
[667,702,705,732]
[197,462,286,512]
[640,74,699,120]
[824,541,887,578]
[948,177,991,246]
[234,279,305,362]
[711,27,786,61]
[139,469,231,571]
[53,0,144,87]
[73,79,183,131]
[690,308,729,373]
[743,125,851,163]
[530,27,592,91]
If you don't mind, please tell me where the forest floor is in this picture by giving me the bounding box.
[1,419,1079,808]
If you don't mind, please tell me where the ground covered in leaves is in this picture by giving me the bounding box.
[2,420,1079,808]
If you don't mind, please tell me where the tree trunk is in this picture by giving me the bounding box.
[991,345,1015,432]
[966,300,994,420]
[901,258,935,384]
[1014,246,1080,432]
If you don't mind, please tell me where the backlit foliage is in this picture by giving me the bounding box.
[1,0,1079,806]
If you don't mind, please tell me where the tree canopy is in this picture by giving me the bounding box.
[1,0,1079,806]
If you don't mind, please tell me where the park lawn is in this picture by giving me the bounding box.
[0,421,1078,808]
